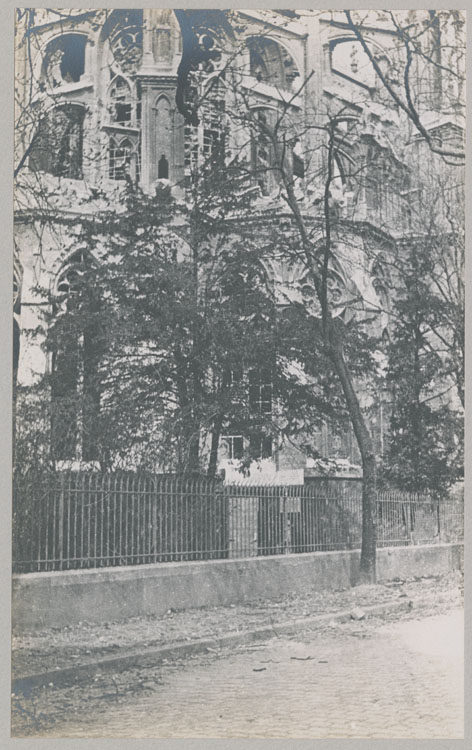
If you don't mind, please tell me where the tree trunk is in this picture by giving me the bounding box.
[269,116,378,581]
[187,434,200,474]
[207,369,231,478]
[329,323,377,582]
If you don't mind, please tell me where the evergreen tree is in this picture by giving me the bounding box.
[38,175,348,476]
[383,243,463,493]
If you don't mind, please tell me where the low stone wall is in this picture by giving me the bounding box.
[12,544,463,633]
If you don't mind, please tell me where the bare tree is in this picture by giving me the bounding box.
[344,10,465,164]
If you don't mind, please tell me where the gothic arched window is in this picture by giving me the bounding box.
[247,37,299,91]
[43,34,87,88]
[105,9,143,74]
[29,104,85,179]
[108,136,135,180]
[250,107,279,196]
[184,78,226,178]
[108,76,133,125]
[51,252,101,462]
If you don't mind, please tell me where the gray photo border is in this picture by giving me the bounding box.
[2,1,470,748]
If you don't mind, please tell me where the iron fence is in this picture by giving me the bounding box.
[12,473,464,573]
[13,473,228,573]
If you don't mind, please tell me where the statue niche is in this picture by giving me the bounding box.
[153,95,172,181]
[150,9,174,64]
[153,29,172,62]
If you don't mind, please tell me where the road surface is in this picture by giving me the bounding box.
[13,608,463,739]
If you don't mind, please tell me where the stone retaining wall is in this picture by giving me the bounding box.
[12,544,463,633]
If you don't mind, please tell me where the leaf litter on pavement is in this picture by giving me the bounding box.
[12,571,463,681]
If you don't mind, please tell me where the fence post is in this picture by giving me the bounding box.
[282,492,291,554]
[58,472,64,571]
[152,481,158,563]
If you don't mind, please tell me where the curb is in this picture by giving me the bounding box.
[12,598,413,694]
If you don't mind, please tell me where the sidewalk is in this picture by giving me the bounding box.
[12,571,463,687]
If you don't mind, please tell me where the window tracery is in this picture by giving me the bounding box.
[299,265,353,318]
[107,10,143,74]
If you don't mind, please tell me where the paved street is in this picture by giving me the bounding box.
[13,608,463,739]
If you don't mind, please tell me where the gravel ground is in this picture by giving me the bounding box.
[12,571,463,678]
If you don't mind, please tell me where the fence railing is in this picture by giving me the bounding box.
[12,473,464,573]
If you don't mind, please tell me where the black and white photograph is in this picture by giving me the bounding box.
[11,6,465,739]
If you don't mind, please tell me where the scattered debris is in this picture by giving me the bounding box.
[350,608,366,621]
[290,656,314,661]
